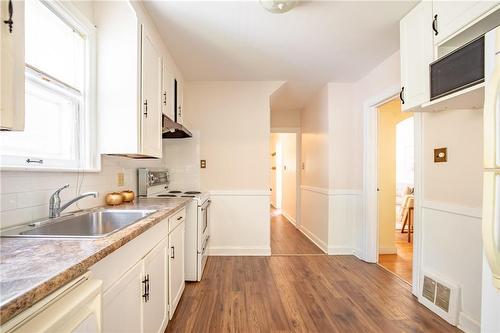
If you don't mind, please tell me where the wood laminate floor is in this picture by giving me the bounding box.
[379,230,413,284]
[165,255,461,333]
[270,207,324,255]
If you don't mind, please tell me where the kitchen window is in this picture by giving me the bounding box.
[0,0,97,171]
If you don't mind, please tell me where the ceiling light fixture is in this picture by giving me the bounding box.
[260,0,297,14]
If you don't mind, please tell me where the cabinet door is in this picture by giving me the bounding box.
[141,26,162,158]
[174,78,183,125]
[0,0,25,131]
[162,59,175,120]
[400,1,433,111]
[433,1,499,45]
[102,261,143,333]
[143,239,168,333]
[168,222,185,319]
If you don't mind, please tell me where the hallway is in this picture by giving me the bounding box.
[270,207,324,255]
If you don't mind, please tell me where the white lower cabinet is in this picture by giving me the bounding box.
[168,221,185,318]
[92,208,186,333]
[102,260,143,333]
[143,239,169,333]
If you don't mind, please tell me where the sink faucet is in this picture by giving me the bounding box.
[49,184,98,218]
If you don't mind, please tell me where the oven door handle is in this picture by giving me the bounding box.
[201,200,211,211]
[199,236,210,255]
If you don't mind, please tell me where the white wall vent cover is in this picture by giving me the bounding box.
[419,271,460,326]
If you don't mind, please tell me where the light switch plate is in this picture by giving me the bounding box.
[434,147,447,163]
[200,160,206,169]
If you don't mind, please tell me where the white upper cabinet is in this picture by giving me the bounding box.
[174,78,184,125]
[400,1,434,111]
[433,1,499,45]
[141,28,162,158]
[0,0,24,131]
[162,59,175,120]
[96,1,162,158]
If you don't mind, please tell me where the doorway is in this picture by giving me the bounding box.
[376,98,414,284]
[269,132,322,255]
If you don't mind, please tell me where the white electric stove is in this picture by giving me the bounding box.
[137,168,210,281]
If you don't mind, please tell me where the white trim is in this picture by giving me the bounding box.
[378,247,398,255]
[300,186,331,195]
[208,246,271,256]
[270,127,301,133]
[458,312,481,333]
[281,210,296,226]
[331,189,363,196]
[422,201,482,219]
[298,225,328,253]
[362,84,423,296]
[209,190,270,197]
[327,246,355,255]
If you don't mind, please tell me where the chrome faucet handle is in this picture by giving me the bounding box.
[54,184,70,195]
[49,184,70,218]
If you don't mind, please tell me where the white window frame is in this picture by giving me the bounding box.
[0,0,98,172]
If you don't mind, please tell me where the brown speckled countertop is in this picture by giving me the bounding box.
[0,197,191,325]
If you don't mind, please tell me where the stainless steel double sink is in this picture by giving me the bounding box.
[1,209,157,239]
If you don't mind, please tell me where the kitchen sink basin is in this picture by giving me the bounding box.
[1,209,157,239]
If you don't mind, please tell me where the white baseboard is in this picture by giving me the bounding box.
[281,210,296,226]
[208,246,271,256]
[328,246,355,255]
[298,225,327,253]
[379,247,397,255]
[458,312,480,333]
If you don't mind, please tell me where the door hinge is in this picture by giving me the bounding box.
[3,0,14,33]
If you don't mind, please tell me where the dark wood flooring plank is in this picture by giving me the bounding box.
[165,256,462,333]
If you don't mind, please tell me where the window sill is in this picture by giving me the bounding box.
[0,165,101,173]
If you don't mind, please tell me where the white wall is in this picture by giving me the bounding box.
[162,131,201,190]
[184,81,281,255]
[300,85,330,251]
[271,108,301,128]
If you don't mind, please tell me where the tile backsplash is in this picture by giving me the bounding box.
[162,131,201,190]
[0,155,163,229]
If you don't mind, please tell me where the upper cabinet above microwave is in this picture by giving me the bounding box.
[432,1,499,45]
[399,1,433,112]
[399,1,500,112]
[0,0,25,131]
[96,1,162,158]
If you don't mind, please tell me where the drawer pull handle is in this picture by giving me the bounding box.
[177,216,183,221]
[171,246,175,259]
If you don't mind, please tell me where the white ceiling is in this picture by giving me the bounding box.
[143,1,417,83]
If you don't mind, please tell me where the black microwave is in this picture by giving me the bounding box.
[430,35,485,101]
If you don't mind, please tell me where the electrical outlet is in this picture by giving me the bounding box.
[117,172,125,186]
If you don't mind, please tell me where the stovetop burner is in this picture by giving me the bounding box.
[184,191,201,195]
[169,190,182,194]
[157,194,178,198]
[181,195,195,197]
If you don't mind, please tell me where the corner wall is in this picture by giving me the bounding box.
[183,81,282,256]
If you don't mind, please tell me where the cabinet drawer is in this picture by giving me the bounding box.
[168,208,186,233]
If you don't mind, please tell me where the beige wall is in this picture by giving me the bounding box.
[423,109,483,208]
[184,81,281,191]
[301,85,330,189]
[271,108,301,128]
[377,99,412,251]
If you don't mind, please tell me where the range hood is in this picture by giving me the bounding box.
[162,115,192,139]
